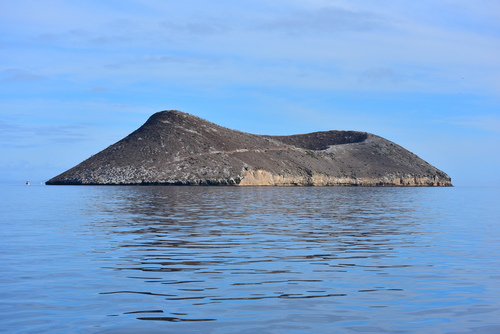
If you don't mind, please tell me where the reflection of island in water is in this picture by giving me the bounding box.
[87,186,429,321]
[47,110,452,186]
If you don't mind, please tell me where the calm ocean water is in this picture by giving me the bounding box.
[0,185,499,333]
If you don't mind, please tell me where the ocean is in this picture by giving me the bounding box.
[1,185,499,333]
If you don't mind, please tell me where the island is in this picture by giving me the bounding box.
[46,110,452,186]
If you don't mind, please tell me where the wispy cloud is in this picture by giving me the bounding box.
[0,120,90,147]
[38,28,136,46]
[0,69,45,83]
[259,6,386,35]
[448,115,500,133]
[358,67,401,85]
[89,87,109,93]
[160,20,231,36]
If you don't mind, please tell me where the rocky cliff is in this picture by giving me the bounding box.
[46,110,452,186]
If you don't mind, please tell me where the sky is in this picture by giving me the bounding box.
[1,0,499,186]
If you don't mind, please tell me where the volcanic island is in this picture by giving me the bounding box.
[46,110,452,186]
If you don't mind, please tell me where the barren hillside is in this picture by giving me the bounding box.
[46,110,452,186]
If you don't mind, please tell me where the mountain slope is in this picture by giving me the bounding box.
[46,110,452,186]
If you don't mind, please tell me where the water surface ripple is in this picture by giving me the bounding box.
[1,186,499,333]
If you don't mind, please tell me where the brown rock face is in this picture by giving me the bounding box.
[46,110,452,186]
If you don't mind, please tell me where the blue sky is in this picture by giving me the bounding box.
[1,0,499,186]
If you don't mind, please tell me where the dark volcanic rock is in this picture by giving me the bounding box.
[46,110,452,186]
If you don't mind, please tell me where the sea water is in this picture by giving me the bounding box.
[0,185,499,333]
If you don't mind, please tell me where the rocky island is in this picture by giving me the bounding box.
[46,110,452,186]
